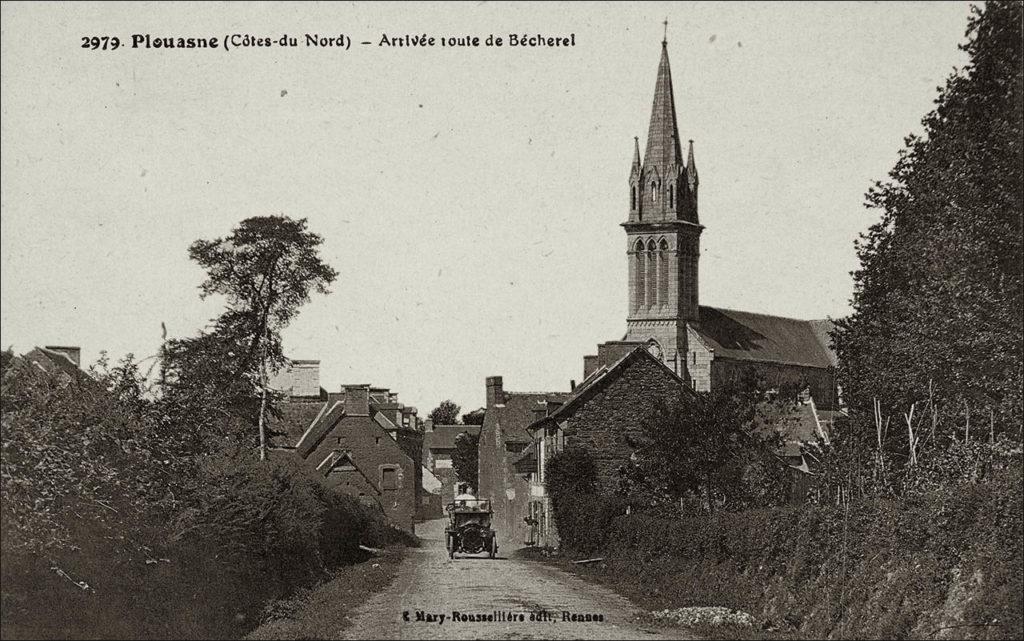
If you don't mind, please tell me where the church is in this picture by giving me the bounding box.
[479,35,842,547]
[607,35,839,409]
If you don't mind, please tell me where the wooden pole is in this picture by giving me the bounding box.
[257,321,269,461]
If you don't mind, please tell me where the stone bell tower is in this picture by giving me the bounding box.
[623,34,703,375]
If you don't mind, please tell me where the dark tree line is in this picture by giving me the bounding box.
[833,1,1023,446]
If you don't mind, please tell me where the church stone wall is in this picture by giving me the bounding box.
[711,358,838,410]
[685,325,714,392]
[626,319,684,372]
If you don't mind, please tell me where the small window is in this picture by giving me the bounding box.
[651,181,657,202]
[375,436,380,445]
[668,184,674,208]
[631,186,637,210]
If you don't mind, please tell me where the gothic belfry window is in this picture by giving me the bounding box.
[668,183,674,209]
[631,185,637,211]
[658,238,669,306]
[651,181,657,202]
[646,239,657,308]
[634,239,646,311]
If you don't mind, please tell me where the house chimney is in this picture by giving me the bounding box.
[45,346,81,368]
[583,355,598,379]
[597,341,639,368]
[485,376,504,408]
[424,418,434,432]
[532,404,546,423]
[342,384,370,416]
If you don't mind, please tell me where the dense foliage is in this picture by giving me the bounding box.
[451,431,480,490]
[833,1,1023,446]
[617,374,793,514]
[539,10,1023,638]
[555,466,1022,640]
[179,216,337,458]
[427,399,461,425]
[0,216,406,639]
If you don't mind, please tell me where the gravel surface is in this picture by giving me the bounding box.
[339,518,695,640]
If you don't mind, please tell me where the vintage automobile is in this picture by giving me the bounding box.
[444,494,498,559]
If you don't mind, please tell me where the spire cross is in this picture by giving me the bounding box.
[662,18,668,44]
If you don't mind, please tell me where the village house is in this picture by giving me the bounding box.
[6,345,95,390]
[267,360,431,533]
[476,376,570,546]
[422,420,481,507]
[514,345,696,546]
[518,345,835,547]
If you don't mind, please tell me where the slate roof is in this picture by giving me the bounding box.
[512,440,538,474]
[643,42,683,176]
[424,424,481,452]
[16,347,97,389]
[690,306,837,369]
[483,390,571,446]
[26,347,84,379]
[295,402,345,458]
[269,400,328,443]
[533,346,696,429]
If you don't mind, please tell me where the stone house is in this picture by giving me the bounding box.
[518,345,834,546]
[519,345,698,547]
[476,375,570,546]
[287,385,418,532]
[268,364,426,533]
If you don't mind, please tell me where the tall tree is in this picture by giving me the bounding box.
[833,1,1023,444]
[461,408,486,426]
[451,431,480,490]
[173,216,337,459]
[428,399,461,425]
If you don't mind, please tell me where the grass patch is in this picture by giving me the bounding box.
[246,546,407,640]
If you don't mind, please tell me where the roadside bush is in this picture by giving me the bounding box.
[1,355,413,639]
[550,465,1023,639]
[545,447,621,555]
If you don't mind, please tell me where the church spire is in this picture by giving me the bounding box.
[631,136,641,175]
[643,39,683,179]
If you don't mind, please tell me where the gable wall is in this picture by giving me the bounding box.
[685,325,714,392]
[563,355,690,491]
[299,414,417,532]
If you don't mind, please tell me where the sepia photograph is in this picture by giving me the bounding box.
[1,1,1021,639]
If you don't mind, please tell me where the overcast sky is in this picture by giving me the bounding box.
[1,1,973,413]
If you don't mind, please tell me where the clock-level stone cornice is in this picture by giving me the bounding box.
[621,220,704,233]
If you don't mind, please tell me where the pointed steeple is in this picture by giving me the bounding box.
[643,41,683,180]
[686,139,698,187]
[630,136,641,176]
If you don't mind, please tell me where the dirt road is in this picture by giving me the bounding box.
[340,518,692,640]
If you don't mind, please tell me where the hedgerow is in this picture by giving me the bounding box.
[547,450,1022,639]
[0,350,412,639]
